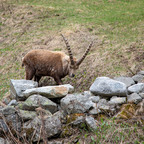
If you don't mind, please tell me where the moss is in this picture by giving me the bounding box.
[60,125,73,138]
[66,113,85,124]
[116,103,136,119]
[17,103,24,109]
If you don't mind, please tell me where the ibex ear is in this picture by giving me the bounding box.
[76,41,93,66]
[61,34,75,65]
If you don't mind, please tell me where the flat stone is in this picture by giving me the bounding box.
[90,77,127,97]
[22,84,74,100]
[128,83,144,93]
[109,96,126,105]
[18,95,57,114]
[114,76,135,87]
[127,93,142,104]
[10,79,38,100]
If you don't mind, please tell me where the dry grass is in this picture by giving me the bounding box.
[0,0,144,98]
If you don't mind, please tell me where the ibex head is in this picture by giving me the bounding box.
[61,34,93,78]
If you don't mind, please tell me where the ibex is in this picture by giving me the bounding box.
[22,34,93,85]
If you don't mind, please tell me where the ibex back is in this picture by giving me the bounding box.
[22,34,93,85]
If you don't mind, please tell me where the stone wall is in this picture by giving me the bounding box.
[0,71,144,143]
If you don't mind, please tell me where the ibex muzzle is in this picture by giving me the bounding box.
[22,34,93,85]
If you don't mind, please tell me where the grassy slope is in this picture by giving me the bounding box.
[0,0,144,143]
[0,0,144,98]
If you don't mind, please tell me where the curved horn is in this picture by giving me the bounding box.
[61,34,75,65]
[76,41,93,66]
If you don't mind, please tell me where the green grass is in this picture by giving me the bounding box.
[14,0,144,42]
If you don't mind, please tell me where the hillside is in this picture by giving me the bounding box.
[0,0,144,98]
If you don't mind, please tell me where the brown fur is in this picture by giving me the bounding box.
[22,49,77,85]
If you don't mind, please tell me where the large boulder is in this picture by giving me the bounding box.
[90,77,127,97]
[22,84,74,100]
[18,95,58,114]
[10,79,38,100]
[60,93,94,114]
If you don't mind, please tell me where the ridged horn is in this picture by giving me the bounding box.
[76,41,93,66]
[61,34,75,65]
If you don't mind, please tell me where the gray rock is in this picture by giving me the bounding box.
[90,77,127,97]
[83,91,95,97]
[89,107,101,115]
[22,84,74,100]
[18,110,37,121]
[138,71,144,75]
[47,141,63,144]
[0,119,9,134]
[8,99,18,106]
[85,116,97,131]
[128,83,144,93]
[132,74,144,83]
[10,79,38,100]
[60,93,94,114]
[23,114,61,142]
[71,116,85,126]
[127,93,142,104]
[109,96,126,105]
[0,137,10,144]
[114,76,135,87]
[97,99,111,111]
[139,93,144,99]
[89,96,100,103]
[18,95,57,114]
[0,106,22,132]
[2,96,11,105]
[1,106,16,116]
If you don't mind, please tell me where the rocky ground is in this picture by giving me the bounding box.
[0,71,144,144]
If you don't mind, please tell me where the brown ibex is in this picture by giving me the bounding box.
[22,34,93,85]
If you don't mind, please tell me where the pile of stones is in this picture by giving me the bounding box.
[0,71,144,143]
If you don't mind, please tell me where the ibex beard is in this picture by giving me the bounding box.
[22,34,93,85]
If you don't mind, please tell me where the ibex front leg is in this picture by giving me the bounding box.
[54,76,63,85]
